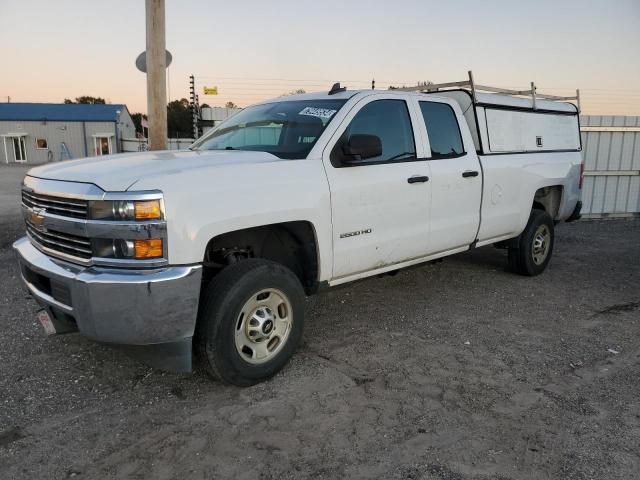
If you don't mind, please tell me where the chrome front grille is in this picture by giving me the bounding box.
[21,176,167,268]
[22,190,88,219]
[26,222,92,259]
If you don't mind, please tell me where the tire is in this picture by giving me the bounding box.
[508,209,555,276]
[195,259,305,386]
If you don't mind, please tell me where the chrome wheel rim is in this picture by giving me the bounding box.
[532,224,551,265]
[234,288,293,365]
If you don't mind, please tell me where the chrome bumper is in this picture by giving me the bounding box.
[13,236,202,371]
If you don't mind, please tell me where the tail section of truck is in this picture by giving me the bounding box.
[406,74,583,245]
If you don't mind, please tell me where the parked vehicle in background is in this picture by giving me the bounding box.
[14,73,583,386]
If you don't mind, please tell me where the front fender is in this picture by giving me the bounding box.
[132,158,334,282]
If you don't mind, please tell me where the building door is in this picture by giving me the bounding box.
[12,137,27,162]
[2,135,27,163]
[93,136,112,155]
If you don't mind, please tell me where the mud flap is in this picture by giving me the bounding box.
[117,337,193,373]
[566,201,582,223]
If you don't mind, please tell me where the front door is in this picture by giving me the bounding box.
[322,96,432,279]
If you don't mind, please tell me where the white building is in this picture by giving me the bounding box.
[200,106,241,134]
[0,103,135,164]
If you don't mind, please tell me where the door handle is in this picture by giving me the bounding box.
[462,170,479,178]
[407,175,429,184]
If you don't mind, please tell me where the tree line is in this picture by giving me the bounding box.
[63,95,240,138]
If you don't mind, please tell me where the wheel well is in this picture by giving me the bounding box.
[533,186,563,218]
[202,221,319,295]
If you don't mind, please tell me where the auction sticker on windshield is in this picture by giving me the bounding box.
[299,107,337,119]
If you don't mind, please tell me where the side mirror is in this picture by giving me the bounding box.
[341,134,382,163]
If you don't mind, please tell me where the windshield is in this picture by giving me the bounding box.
[191,99,347,159]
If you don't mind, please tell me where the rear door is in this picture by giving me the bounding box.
[322,95,432,279]
[413,99,482,253]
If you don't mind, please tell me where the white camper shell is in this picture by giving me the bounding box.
[398,71,581,155]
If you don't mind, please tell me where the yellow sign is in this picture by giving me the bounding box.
[203,86,218,95]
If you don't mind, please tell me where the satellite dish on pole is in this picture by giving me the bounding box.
[135,50,172,73]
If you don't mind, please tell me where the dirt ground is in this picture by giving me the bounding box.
[1,164,639,479]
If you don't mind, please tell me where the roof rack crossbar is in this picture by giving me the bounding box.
[395,70,580,112]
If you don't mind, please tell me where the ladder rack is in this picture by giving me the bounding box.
[395,70,581,112]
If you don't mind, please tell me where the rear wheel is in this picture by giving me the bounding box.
[508,209,554,276]
[195,259,305,386]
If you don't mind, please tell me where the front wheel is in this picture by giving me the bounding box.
[195,259,305,386]
[508,209,555,276]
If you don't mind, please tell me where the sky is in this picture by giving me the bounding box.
[1,0,639,115]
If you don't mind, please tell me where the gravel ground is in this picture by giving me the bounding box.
[1,165,639,479]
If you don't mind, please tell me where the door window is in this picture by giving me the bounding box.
[332,99,415,165]
[419,102,464,158]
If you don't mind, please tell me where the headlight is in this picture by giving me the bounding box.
[85,195,165,264]
[132,239,163,258]
[89,199,162,221]
[94,238,164,259]
[112,239,135,257]
[134,200,162,220]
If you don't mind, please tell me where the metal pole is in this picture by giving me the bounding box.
[167,64,171,103]
[190,75,198,139]
[114,119,119,153]
[531,82,537,110]
[195,94,200,139]
[468,71,477,103]
[145,0,167,150]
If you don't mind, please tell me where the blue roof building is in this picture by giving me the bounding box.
[0,102,135,164]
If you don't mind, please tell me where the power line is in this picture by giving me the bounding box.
[194,75,639,92]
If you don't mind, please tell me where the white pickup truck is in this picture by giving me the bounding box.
[14,77,583,385]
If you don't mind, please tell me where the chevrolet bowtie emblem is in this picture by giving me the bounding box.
[29,207,46,229]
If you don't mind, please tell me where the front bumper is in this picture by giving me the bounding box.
[13,236,202,371]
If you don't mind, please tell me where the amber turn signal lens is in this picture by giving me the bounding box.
[134,239,163,259]
[134,200,161,220]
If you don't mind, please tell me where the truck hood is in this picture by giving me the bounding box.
[26,150,282,191]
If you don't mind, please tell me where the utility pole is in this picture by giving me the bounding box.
[189,75,198,139]
[145,0,167,150]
